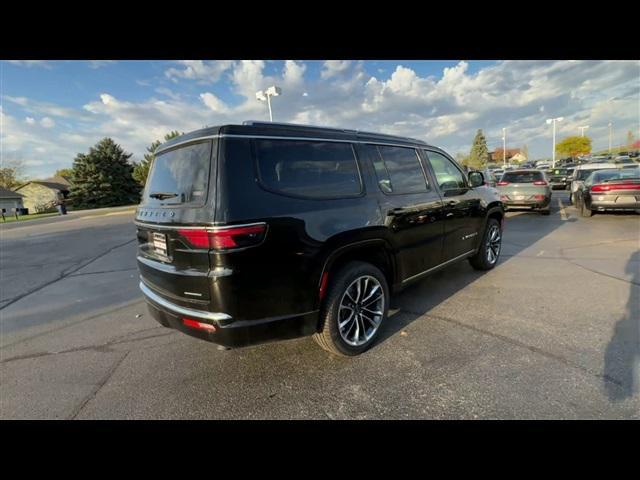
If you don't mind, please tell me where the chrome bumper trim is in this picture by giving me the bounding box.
[139,281,232,322]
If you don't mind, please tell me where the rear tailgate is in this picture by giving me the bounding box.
[135,138,217,306]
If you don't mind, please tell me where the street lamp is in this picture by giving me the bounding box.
[256,85,282,122]
[502,127,507,167]
[546,117,563,168]
[579,125,589,137]
[608,122,613,153]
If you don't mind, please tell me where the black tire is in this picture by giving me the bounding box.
[469,218,502,271]
[540,207,551,216]
[313,261,389,357]
[569,192,575,205]
[580,198,594,217]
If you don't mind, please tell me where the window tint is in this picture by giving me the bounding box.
[373,146,427,194]
[254,139,361,198]
[144,140,212,206]
[425,151,466,190]
[501,171,544,183]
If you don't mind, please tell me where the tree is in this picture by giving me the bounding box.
[467,129,490,169]
[555,136,592,159]
[132,130,182,186]
[627,130,635,150]
[54,168,74,179]
[0,159,26,190]
[69,138,141,209]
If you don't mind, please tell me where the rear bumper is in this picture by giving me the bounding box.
[140,280,319,348]
[503,197,551,208]
[590,198,640,211]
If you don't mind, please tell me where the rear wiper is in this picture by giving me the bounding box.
[149,191,178,200]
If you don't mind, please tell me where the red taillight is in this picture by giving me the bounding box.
[497,181,509,186]
[591,183,640,192]
[177,224,267,250]
[182,318,217,332]
[533,194,545,200]
[533,180,548,185]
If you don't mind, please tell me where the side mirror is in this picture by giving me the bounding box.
[468,171,485,188]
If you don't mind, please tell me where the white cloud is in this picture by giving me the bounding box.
[88,60,116,69]
[25,116,35,125]
[6,60,52,69]
[200,92,228,113]
[321,60,352,79]
[40,117,55,128]
[165,60,234,84]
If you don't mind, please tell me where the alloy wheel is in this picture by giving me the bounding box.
[486,225,502,265]
[338,275,385,347]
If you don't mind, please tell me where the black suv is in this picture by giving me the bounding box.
[135,122,504,356]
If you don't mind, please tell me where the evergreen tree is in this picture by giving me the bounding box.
[133,130,182,186]
[468,129,490,169]
[69,138,141,209]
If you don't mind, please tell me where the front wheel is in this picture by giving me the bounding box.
[469,218,502,271]
[580,198,594,217]
[313,261,389,356]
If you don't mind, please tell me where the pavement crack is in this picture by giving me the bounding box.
[67,267,138,278]
[1,328,173,364]
[68,351,130,420]
[559,257,639,287]
[0,238,136,312]
[403,310,624,388]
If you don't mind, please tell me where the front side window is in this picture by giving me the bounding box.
[254,139,362,198]
[425,150,466,190]
[373,145,428,194]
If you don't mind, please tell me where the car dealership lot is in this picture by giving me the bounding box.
[1,193,638,419]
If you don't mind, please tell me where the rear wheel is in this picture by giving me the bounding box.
[569,192,575,205]
[540,207,551,215]
[469,218,502,271]
[313,261,389,356]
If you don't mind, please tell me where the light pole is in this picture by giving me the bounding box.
[546,117,563,168]
[502,127,507,167]
[256,85,282,122]
[579,125,589,137]
[608,122,613,154]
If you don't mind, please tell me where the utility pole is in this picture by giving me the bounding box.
[608,122,613,154]
[579,125,589,137]
[502,127,506,167]
[546,117,563,168]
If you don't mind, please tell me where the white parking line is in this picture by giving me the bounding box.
[558,198,568,220]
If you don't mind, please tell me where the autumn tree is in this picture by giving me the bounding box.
[0,159,27,190]
[54,168,74,180]
[556,136,592,159]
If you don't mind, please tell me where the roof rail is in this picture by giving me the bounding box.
[241,120,427,145]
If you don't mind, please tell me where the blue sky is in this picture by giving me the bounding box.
[2,60,638,178]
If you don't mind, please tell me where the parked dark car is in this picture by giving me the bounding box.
[547,167,572,190]
[574,167,640,217]
[134,121,504,356]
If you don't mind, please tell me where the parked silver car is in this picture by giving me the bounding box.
[497,169,552,215]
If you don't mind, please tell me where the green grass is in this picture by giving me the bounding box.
[1,212,60,224]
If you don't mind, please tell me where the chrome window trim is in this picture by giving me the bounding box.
[402,250,476,284]
[155,135,219,155]
[139,281,231,322]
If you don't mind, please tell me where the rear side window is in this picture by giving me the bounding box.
[502,171,544,183]
[144,140,212,206]
[373,145,428,194]
[254,139,362,198]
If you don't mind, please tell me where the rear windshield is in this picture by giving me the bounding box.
[576,168,606,180]
[254,139,362,198]
[590,167,640,183]
[501,171,544,183]
[143,140,212,206]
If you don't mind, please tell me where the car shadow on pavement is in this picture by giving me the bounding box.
[603,250,640,401]
[374,197,573,347]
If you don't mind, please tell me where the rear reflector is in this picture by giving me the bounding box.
[177,224,267,250]
[533,180,548,185]
[497,181,509,186]
[319,271,329,301]
[591,183,640,192]
[182,318,217,332]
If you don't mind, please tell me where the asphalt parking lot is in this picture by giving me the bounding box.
[1,193,638,419]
